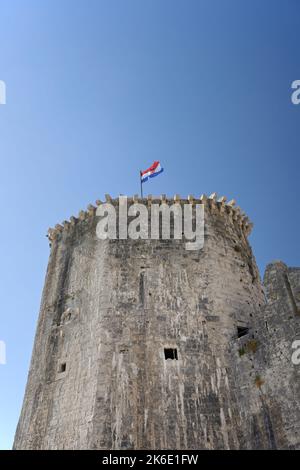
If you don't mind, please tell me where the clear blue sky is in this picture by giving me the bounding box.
[0,0,299,449]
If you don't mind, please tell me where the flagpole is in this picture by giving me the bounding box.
[140,171,143,199]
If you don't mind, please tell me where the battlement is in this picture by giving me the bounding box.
[47,193,253,242]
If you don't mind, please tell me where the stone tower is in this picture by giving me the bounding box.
[14,194,300,449]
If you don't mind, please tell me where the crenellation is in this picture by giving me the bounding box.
[78,210,86,221]
[227,199,236,207]
[87,204,96,216]
[69,216,77,227]
[46,196,255,249]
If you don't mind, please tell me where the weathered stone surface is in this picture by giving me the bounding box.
[14,197,300,449]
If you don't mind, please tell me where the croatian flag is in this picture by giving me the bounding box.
[140,161,164,183]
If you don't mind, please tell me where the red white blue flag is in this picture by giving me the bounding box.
[140,161,164,183]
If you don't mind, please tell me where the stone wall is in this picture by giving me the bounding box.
[252,262,300,449]
[13,195,300,449]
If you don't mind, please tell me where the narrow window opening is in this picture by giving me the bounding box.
[237,326,249,338]
[164,348,178,360]
[59,363,66,373]
[119,348,128,354]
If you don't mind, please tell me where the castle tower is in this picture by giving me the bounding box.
[13,194,299,449]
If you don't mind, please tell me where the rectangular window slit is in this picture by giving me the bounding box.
[237,326,249,338]
[164,348,178,360]
[59,363,66,373]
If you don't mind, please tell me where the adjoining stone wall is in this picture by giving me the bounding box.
[251,262,300,449]
[13,195,300,449]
